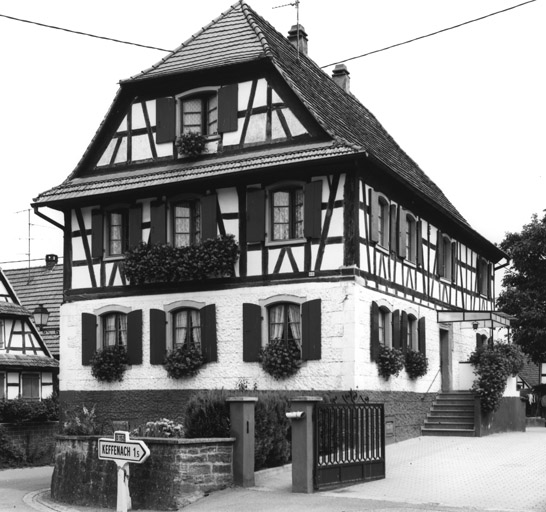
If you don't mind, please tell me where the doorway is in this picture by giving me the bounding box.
[439,328,452,391]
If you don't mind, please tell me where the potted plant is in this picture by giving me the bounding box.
[175,131,207,156]
[90,345,129,382]
[164,344,205,378]
[376,346,404,379]
[405,349,429,380]
[260,339,301,380]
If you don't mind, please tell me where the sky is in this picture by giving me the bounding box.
[0,0,543,273]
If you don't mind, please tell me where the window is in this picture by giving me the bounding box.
[477,257,491,297]
[378,307,392,348]
[173,201,201,247]
[107,210,127,257]
[172,308,201,351]
[437,232,454,281]
[406,215,417,262]
[268,303,302,350]
[407,314,418,350]
[102,312,127,347]
[271,188,304,241]
[377,197,389,248]
[0,373,4,400]
[22,374,40,400]
[181,94,218,136]
[0,319,4,349]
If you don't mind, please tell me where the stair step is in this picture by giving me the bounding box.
[427,414,474,421]
[424,421,475,430]
[435,398,474,405]
[422,392,476,437]
[421,428,475,437]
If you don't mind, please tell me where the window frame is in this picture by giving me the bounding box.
[164,300,206,352]
[268,184,305,243]
[0,319,4,349]
[0,372,5,400]
[405,213,417,263]
[260,295,305,349]
[177,87,220,138]
[171,199,201,248]
[105,208,128,258]
[21,373,40,401]
[94,305,132,350]
[407,313,418,350]
[377,196,390,249]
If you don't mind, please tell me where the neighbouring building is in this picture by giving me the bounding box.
[31,1,512,439]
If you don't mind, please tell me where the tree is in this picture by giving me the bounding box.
[497,213,546,364]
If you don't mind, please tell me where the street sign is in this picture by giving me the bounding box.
[98,431,150,464]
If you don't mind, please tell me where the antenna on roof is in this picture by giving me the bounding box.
[273,0,301,58]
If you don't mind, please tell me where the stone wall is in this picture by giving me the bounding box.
[51,435,234,510]
[0,421,59,464]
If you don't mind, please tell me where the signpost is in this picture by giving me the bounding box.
[98,431,150,512]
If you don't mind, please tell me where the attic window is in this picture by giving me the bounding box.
[181,94,218,136]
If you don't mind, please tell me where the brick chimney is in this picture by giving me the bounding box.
[45,254,58,270]
[287,24,308,55]
[332,64,350,93]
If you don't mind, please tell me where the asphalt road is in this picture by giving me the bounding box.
[0,465,52,511]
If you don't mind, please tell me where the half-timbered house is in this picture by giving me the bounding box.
[32,1,511,437]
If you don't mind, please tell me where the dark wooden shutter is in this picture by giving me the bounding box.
[487,263,493,298]
[304,181,322,240]
[91,210,103,259]
[416,220,424,266]
[401,311,408,353]
[370,301,380,362]
[243,303,262,362]
[150,309,167,365]
[200,304,217,362]
[126,310,143,365]
[369,191,379,243]
[246,189,265,243]
[451,242,458,284]
[150,201,166,245]
[418,317,426,356]
[201,194,218,241]
[81,313,97,365]
[301,299,321,360]
[398,208,407,259]
[389,204,397,253]
[128,204,142,248]
[156,97,176,143]
[436,231,444,277]
[392,310,401,350]
[218,84,238,133]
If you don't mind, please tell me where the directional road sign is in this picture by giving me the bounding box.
[98,431,150,464]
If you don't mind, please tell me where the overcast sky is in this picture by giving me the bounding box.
[0,0,543,271]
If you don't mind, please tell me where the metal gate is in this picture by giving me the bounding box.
[314,391,385,490]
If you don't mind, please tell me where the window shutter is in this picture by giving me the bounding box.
[128,204,142,249]
[436,231,444,277]
[201,194,218,241]
[416,220,424,266]
[401,311,408,353]
[243,303,262,362]
[369,191,379,243]
[246,189,265,243]
[487,263,493,298]
[398,208,407,259]
[200,304,217,362]
[218,84,238,133]
[91,210,103,259]
[150,201,166,245]
[81,313,97,365]
[392,310,401,350]
[126,310,143,365]
[451,242,458,284]
[370,301,380,362]
[301,299,321,360]
[418,317,426,356]
[304,181,322,240]
[389,205,397,252]
[150,309,166,365]
[156,97,176,144]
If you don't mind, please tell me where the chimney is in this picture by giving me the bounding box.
[45,254,58,270]
[332,64,350,93]
[287,24,308,56]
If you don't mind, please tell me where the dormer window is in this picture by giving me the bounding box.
[181,94,218,136]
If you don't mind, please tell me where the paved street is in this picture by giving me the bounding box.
[4,427,546,512]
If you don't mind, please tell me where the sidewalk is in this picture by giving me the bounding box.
[30,428,546,512]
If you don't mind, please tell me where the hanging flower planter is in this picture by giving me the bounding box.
[260,339,301,380]
[376,346,404,380]
[175,131,207,156]
[404,349,429,380]
[164,345,205,378]
[90,345,129,382]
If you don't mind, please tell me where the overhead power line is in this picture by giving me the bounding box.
[0,12,170,52]
[320,0,536,68]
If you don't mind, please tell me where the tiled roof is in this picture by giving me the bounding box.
[519,360,540,388]
[4,263,63,357]
[0,302,30,316]
[0,353,59,370]
[33,142,357,204]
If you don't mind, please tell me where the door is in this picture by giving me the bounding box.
[439,328,452,391]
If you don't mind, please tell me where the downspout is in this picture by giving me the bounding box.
[32,206,64,231]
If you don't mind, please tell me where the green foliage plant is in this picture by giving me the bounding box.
[62,404,101,435]
[469,341,525,413]
[175,131,207,156]
[131,418,184,438]
[404,350,429,380]
[123,235,239,285]
[164,345,204,379]
[91,345,129,382]
[0,393,59,423]
[184,389,230,438]
[376,346,405,379]
[260,339,301,380]
[0,426,26,467]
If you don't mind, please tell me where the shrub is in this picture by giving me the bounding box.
[123,235,239,285]
[260,339,301,380]
[164,345,205,379]
[469,341,525,413]
[131,418,184,438]
[91,345,129,382]
[0,426,25,467]
[0,393,59,424]
[376,346,405,379]
[405,350,429,380]
[175,131,207,156]
[184,389,230,438]
[62,404,101,435]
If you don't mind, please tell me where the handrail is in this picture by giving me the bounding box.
[421,367,441,399]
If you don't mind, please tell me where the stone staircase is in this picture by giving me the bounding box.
[421,391,476,437]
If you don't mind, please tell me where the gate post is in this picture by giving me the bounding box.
[227,397,258,487]
[287,396,322,493]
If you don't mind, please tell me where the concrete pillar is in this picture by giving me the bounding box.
[227,397,257,487]
[288,396,322,493]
